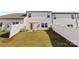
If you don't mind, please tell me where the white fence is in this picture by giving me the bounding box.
[52,25,79,46]
[9,24,24,38]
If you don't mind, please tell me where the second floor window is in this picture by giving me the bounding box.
[47,14,50,18]
[0,23,2,27]
[71,15,74,19]
[28,13,31,18]
[67,24,73,27]
[53,15,56,19]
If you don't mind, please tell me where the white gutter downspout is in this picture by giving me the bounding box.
[75,14,78,28]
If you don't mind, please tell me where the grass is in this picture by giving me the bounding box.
[0,30,52,47]
[0,30,76,47]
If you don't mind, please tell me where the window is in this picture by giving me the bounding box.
[28,13,31,18]
[0,23,2,27]
[67,24,73,27]
[71,15,74,19]
[53,15,56,19]
[16,22,19,24]
[45,23,47,28]
[41,23,44,28]
[47,14,50,18]
[71,24,73,27]
[7,25,9,28]
[41,23,48,28]
[13,22,16,24]
[13,22,19,24]
[78,17,79,19]
[67,24,70,27]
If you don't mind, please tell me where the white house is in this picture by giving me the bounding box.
[0,11,79,38]
[24,11,52,31]
[52,12,79,27]
[0,13,26,31]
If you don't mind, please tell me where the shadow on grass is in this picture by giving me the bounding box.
[45,28,77,47]
[0,32,9,38]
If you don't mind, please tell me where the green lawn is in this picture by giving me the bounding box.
[0,31,52,47]
[0,30,76,47]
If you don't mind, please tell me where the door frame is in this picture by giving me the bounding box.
[30,23,33,30]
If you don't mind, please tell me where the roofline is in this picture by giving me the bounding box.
[26,11,52,13]
[0,18,24,19]
[52,12,79,14]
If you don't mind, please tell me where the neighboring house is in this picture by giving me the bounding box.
[0,13,26,31]
[52,12,79,27]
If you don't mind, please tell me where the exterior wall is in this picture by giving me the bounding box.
[75,14,79,27]
[0,19,23,31]
[25,11,52,31]
[52,14,77,27]
[52,25,79,46]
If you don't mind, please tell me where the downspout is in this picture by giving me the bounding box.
[51,13,53,27]
[75,13,78,28]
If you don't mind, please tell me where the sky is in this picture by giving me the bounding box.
[0,0,79,15]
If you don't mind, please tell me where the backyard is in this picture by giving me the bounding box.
[0,29,77,47]
[0,30,52,47]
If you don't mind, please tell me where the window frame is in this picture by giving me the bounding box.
[45,23,48,28]
[47,14,50,18]
[41,23,44,28]
[0,23,2,27]
[13,22,19,25]
[53,15,56,19]
[41,23,48,28]
[13,22,16,24]
[28,13,31,18]
[67,24,73,27]
[16,22,19,24]
[71,15,74,19]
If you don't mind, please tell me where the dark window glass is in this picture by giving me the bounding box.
[71,15,74,19]
[29,13,31,18]
[47,15,50,18]
[54,15,56,19]
[45,23,47,28]
[71,24,73,27]
[41,23,44,28]
[67,24,70,27]
[13,22,19,24]
[16,22,19,24]
[41,23,48,28]
[13,22,16,24]
[67,24,73,27]
[0,23,2,27]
